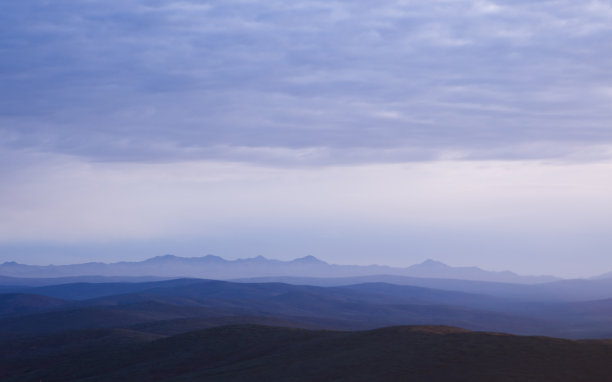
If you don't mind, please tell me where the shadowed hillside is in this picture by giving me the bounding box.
[0,293,71,317]
[0,279,557,338]
[6,278,612,338]
[2,325,612,382]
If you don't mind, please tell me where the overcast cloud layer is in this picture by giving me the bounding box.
[2,1,612,277]
[3,0,612,164]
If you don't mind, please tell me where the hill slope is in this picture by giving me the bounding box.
[2,325,612,382]
[6,278,612,338]
[0,279,554,337]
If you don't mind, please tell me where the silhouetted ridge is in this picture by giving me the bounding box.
[0,255,558,283]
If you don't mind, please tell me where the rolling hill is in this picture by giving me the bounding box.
[0,279,552,337]
[3,324,612,382]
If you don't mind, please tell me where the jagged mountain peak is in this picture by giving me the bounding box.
[142,254,182,264]
[252,255,269,261]
[291,255,327,265]
[201,254,225,262]
[412,259,450,269]
[234,255,270,263]
[143,254,226,264]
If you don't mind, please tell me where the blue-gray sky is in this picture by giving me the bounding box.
[2,0,612,277]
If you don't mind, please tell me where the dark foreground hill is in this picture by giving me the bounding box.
[2,324,612,382]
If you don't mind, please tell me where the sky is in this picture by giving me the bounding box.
[1,0,612,278]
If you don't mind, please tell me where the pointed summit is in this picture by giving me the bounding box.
[144,254,179,263]
[292,255,327,265]
[200,254,225,262]
[411,259,449,269]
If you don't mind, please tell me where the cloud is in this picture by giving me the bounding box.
[1,0,611,165]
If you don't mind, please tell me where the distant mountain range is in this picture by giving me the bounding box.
[0,255,559,284]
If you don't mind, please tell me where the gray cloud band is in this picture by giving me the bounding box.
[1,0,611,164]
